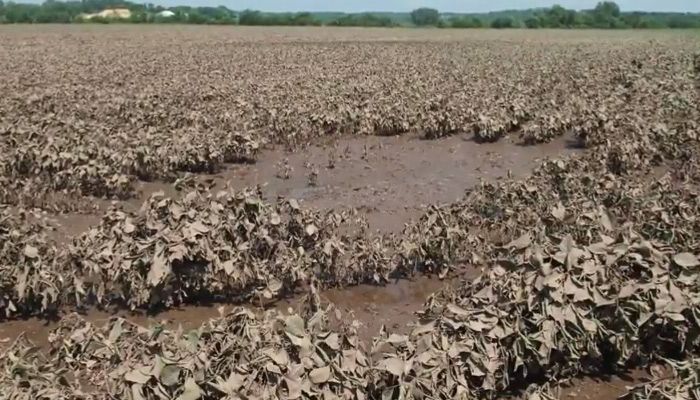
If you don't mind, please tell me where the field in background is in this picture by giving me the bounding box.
[3,24,699,41]
[1,26,699,400]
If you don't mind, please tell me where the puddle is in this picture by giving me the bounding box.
[0,268,481,350]
[40,132,577,242]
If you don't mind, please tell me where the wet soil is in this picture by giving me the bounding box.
[1,132,593,397]
[39,132,576,242]
[11,134,575,323]
[221,133,575,233]
[4,133,575,344]
[559,371,651,399]
[0,273,464,350]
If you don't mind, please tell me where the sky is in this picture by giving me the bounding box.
[158,0,700,13]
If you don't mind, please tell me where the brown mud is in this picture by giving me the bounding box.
[0,273,465,349]
[0,266,650,400]
[40,132,577,242]
[553,369,654,400]
[5,133,575,345]
[2,133,595,398]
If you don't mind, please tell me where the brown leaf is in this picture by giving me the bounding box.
[379,357,405,377]
[23,245,39,259]
[309,365,331,384]
[674,253,700,268]
[506,233,531,250]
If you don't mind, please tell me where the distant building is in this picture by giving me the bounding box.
[157,10,176,18]
[80,8,132,20]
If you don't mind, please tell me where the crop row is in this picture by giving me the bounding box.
[1,28,699,399]
[1,30,697,209]
[2,66,699,316]
[2,117,699,398]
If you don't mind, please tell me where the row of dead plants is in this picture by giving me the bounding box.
[1,31,698,210]
[2,171,699,398]
[1,29,699,398]
[2,97,699,400]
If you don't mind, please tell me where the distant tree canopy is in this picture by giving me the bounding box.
[491,17,515,29]
[328,13,394,27]
[591,1,623,27]
[450,1,700,29]
[448,16,483,28]
[0,0,698,28]
[410,7,439,26]
[237,10,321,26]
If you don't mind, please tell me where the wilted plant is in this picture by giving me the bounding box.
[327,148,337,170]
[275,157,292,180]
[305,162,319,186]
[1,28,700,400]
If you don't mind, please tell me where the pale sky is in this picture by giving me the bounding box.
[158,0,700,13]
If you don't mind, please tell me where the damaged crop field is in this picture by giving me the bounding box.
[1,25,700,399]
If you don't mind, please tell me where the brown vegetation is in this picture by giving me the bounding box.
[0,26,699,399]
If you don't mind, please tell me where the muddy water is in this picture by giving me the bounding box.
[320,268,478,340]
[0,274,465,350]
[4,132,575,349]
[557,368,658,400]
[41,132,577,240]
[1,133,598,397]
[203,133,577,232]
[0,269,652,400]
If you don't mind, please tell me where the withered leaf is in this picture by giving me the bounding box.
[309,366,331,384]
[176,378,202,400]
[147,250,170,287]
[506,233,531,250]
[23,245,39,259]
[379,357,405,377]
[125,367,152,384]
[211,372,245,395]
[305,224,318,236]
[285,315,306,337]
[673,253,700,268]
[551,202,565,221]
[263,348,290,366]
[284,377,302,399]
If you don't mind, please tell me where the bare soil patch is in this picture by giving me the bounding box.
[4,130,569,351]
[40,132,575,243]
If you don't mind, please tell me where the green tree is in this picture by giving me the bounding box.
[238,9,320,26]
[3,3,37,22]
[524,16,540,28]
[195,6,234,23]
[329,13,394,27]
[595,1,621,18]
[0,0,698,28]
[187,10,207,24]
[491,17,515,28]
[410,7,439,26]
[621,12,642,28]
[291,12,321,26]
[238,9,262,24]
[450,16,483,28]
[534,5,576,28]
[668,14,700,28]
[592,1,622,28]
[128,10,149,23]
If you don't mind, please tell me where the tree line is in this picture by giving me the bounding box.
[416,3,700,29]
[0,0,395,25]
[0,0,698,28]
